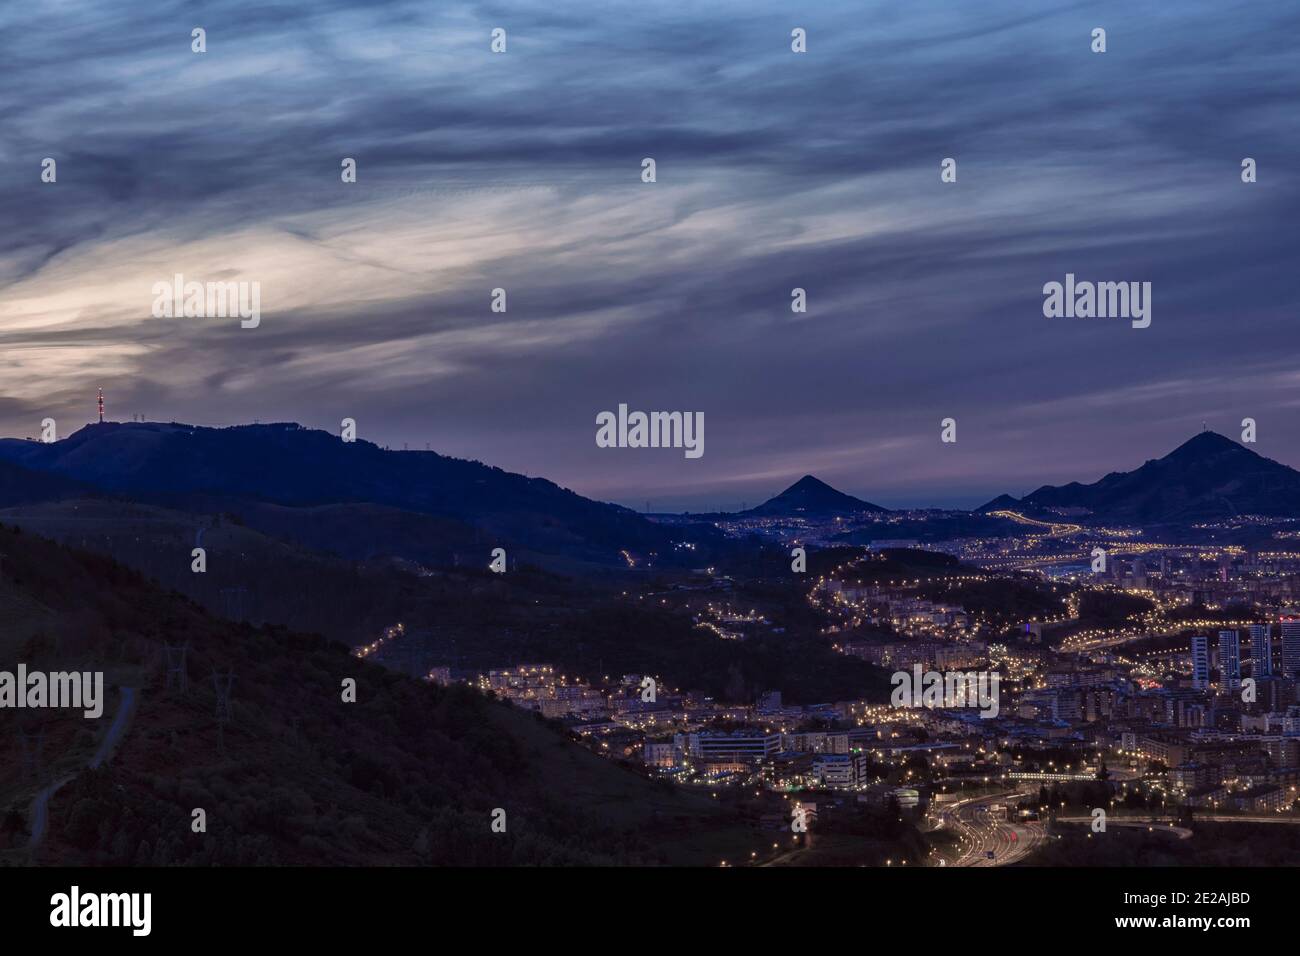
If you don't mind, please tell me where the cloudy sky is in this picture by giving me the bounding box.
[2,0,1298,510]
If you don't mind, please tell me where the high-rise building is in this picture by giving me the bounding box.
[1218,630,1241,689]
[1191,635,1210,690]
[1281,618,1300,680]
[1249,623,1273,678]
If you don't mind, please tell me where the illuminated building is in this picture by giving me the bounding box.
[811,752,869,788]
[1218,630,1241,689]
[1281,618,1300,679]
[1250,623,1273,678]
[696,731,781,763]
[1191,635,1210,690]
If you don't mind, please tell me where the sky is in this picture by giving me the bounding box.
[2,0,1299,511]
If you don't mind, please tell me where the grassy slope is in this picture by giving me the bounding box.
[0,523,750,866]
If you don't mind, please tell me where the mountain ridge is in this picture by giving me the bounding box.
[0,421,717,567]
[978,431,1300,523]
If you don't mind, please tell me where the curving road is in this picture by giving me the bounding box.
[943,792,1047,867]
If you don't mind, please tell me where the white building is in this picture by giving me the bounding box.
[811,752,869,789]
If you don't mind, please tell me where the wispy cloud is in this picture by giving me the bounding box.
[2,0,1298,508]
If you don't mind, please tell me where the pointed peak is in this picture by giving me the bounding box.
[1175,430,1237,449]
[786,474,832,492]
[976,494,1021,513]
[1165,430,1251,461]
[750,475,887,515]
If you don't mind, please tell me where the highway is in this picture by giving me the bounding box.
[941,791,1046,867]
[985,510,1084,539]
[1055,816,1192,839]
[1060,812,1300,828]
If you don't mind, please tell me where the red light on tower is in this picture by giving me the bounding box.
[97,387,104,423]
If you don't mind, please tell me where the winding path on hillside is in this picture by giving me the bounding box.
[27,686,137,850]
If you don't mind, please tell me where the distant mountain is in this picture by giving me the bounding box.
[747,475,887,516]
[0,421,711,567]
[979,432,1300,523]
[977,494,1021,513]
[0,455,89,506]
